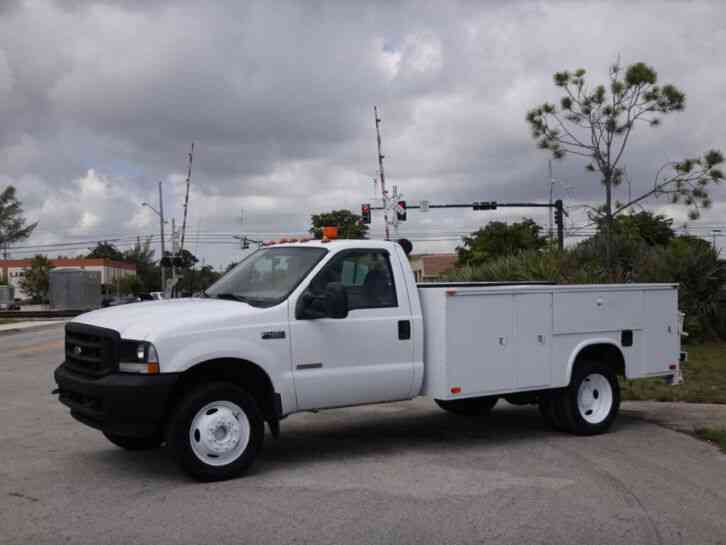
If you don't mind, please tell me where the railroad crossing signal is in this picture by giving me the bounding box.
[396,201,407,221]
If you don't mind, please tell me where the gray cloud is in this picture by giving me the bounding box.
[2,0,726,265]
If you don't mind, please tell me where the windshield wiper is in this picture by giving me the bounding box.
[212,293,254,303]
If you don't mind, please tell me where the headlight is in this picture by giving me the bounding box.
[119,340,160,374]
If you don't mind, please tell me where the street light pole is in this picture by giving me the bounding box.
[158,181,166,292]
[142,182,167,292]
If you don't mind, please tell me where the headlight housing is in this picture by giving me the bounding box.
[119,340,160,374]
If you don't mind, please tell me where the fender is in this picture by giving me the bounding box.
[565,337,623,385]
[160,335,297,415]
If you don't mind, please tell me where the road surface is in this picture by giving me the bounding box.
[2,324,726,545]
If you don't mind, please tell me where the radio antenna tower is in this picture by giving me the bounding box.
[180,142,194,252]
[374,106,391,240]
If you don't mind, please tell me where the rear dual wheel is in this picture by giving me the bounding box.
[540,361,620,435]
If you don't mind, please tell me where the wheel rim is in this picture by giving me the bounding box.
[189,400,250,466]
[577,373,613,424]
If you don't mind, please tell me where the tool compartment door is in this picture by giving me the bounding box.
[513,293,551,389]
[444,293,514,396]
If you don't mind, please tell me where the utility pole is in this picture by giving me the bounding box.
[158,181,166,292]
[171,218,178,297]
[374,106,391,241]
[180,142,194,252]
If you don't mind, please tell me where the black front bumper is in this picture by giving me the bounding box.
[54,363,179,438]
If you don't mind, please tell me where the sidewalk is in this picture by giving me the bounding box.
[0,320,66,335]
[622,401,726,433]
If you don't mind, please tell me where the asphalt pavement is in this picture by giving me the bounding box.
[2,324,726,545]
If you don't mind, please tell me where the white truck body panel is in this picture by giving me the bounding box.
[418,283,679,401]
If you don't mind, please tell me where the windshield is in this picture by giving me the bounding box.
[205,246,328,307]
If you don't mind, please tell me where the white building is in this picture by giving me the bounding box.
[0,258,136,300]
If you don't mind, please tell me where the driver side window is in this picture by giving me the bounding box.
[308,250,398,310]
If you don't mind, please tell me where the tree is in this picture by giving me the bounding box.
[87,241,124,261]
[457,219,547,267]
[526,60,723,263]
[162,248,198,270]
[117,274,144,296]
[123,237,160,292]
[176,265,221,296]
[0,186,38,252]
[310,209,368,239]
[602,210,674,247]
[18,255,53,303]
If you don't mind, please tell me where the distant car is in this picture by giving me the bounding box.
[101,296,138,308]
[137,292,166,302]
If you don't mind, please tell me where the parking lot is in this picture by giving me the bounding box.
[2,324,726,545]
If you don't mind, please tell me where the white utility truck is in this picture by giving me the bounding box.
[54,239,684,481]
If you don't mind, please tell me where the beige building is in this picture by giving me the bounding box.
[410,254,458,282]
[0,258,136,299]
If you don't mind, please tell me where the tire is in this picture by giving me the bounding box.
[538,395,568,432]
[103,431,162,451]
[168,382,264,481]
[559,361,621,435]
[435,396,498,416]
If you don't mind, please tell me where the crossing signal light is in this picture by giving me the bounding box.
[160,254,183,268]
[397,201,407,221]
[473,201,497,210]
[361,203,371,224]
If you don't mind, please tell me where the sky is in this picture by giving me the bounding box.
[2,0,726,269]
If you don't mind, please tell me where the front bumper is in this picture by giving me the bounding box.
[54,363,179,438]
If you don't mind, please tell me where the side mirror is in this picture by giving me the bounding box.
[323,282,348,319]
[296,282,348,320]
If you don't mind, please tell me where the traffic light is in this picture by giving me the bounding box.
[361,203,371,224]
[473,201,497,210]
[396,201,407,221]
[160,253,184,268]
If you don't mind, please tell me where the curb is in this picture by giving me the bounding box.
[0,321,67,336]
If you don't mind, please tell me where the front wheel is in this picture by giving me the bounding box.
[168,382,264,481]
[435,396,498,416]
[559,361,620,435]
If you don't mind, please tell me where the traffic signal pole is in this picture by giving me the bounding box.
[365,199,566,250]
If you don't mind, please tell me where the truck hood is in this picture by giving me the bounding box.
[72,298,267,340]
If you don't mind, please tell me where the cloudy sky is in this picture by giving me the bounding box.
[2,0,725,268]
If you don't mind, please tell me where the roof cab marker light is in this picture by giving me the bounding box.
[322,226,338,242]
[446,288,457,296]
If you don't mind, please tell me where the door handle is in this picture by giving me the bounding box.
[398,320,411,340]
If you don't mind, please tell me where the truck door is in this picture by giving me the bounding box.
[290,248,415,410]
